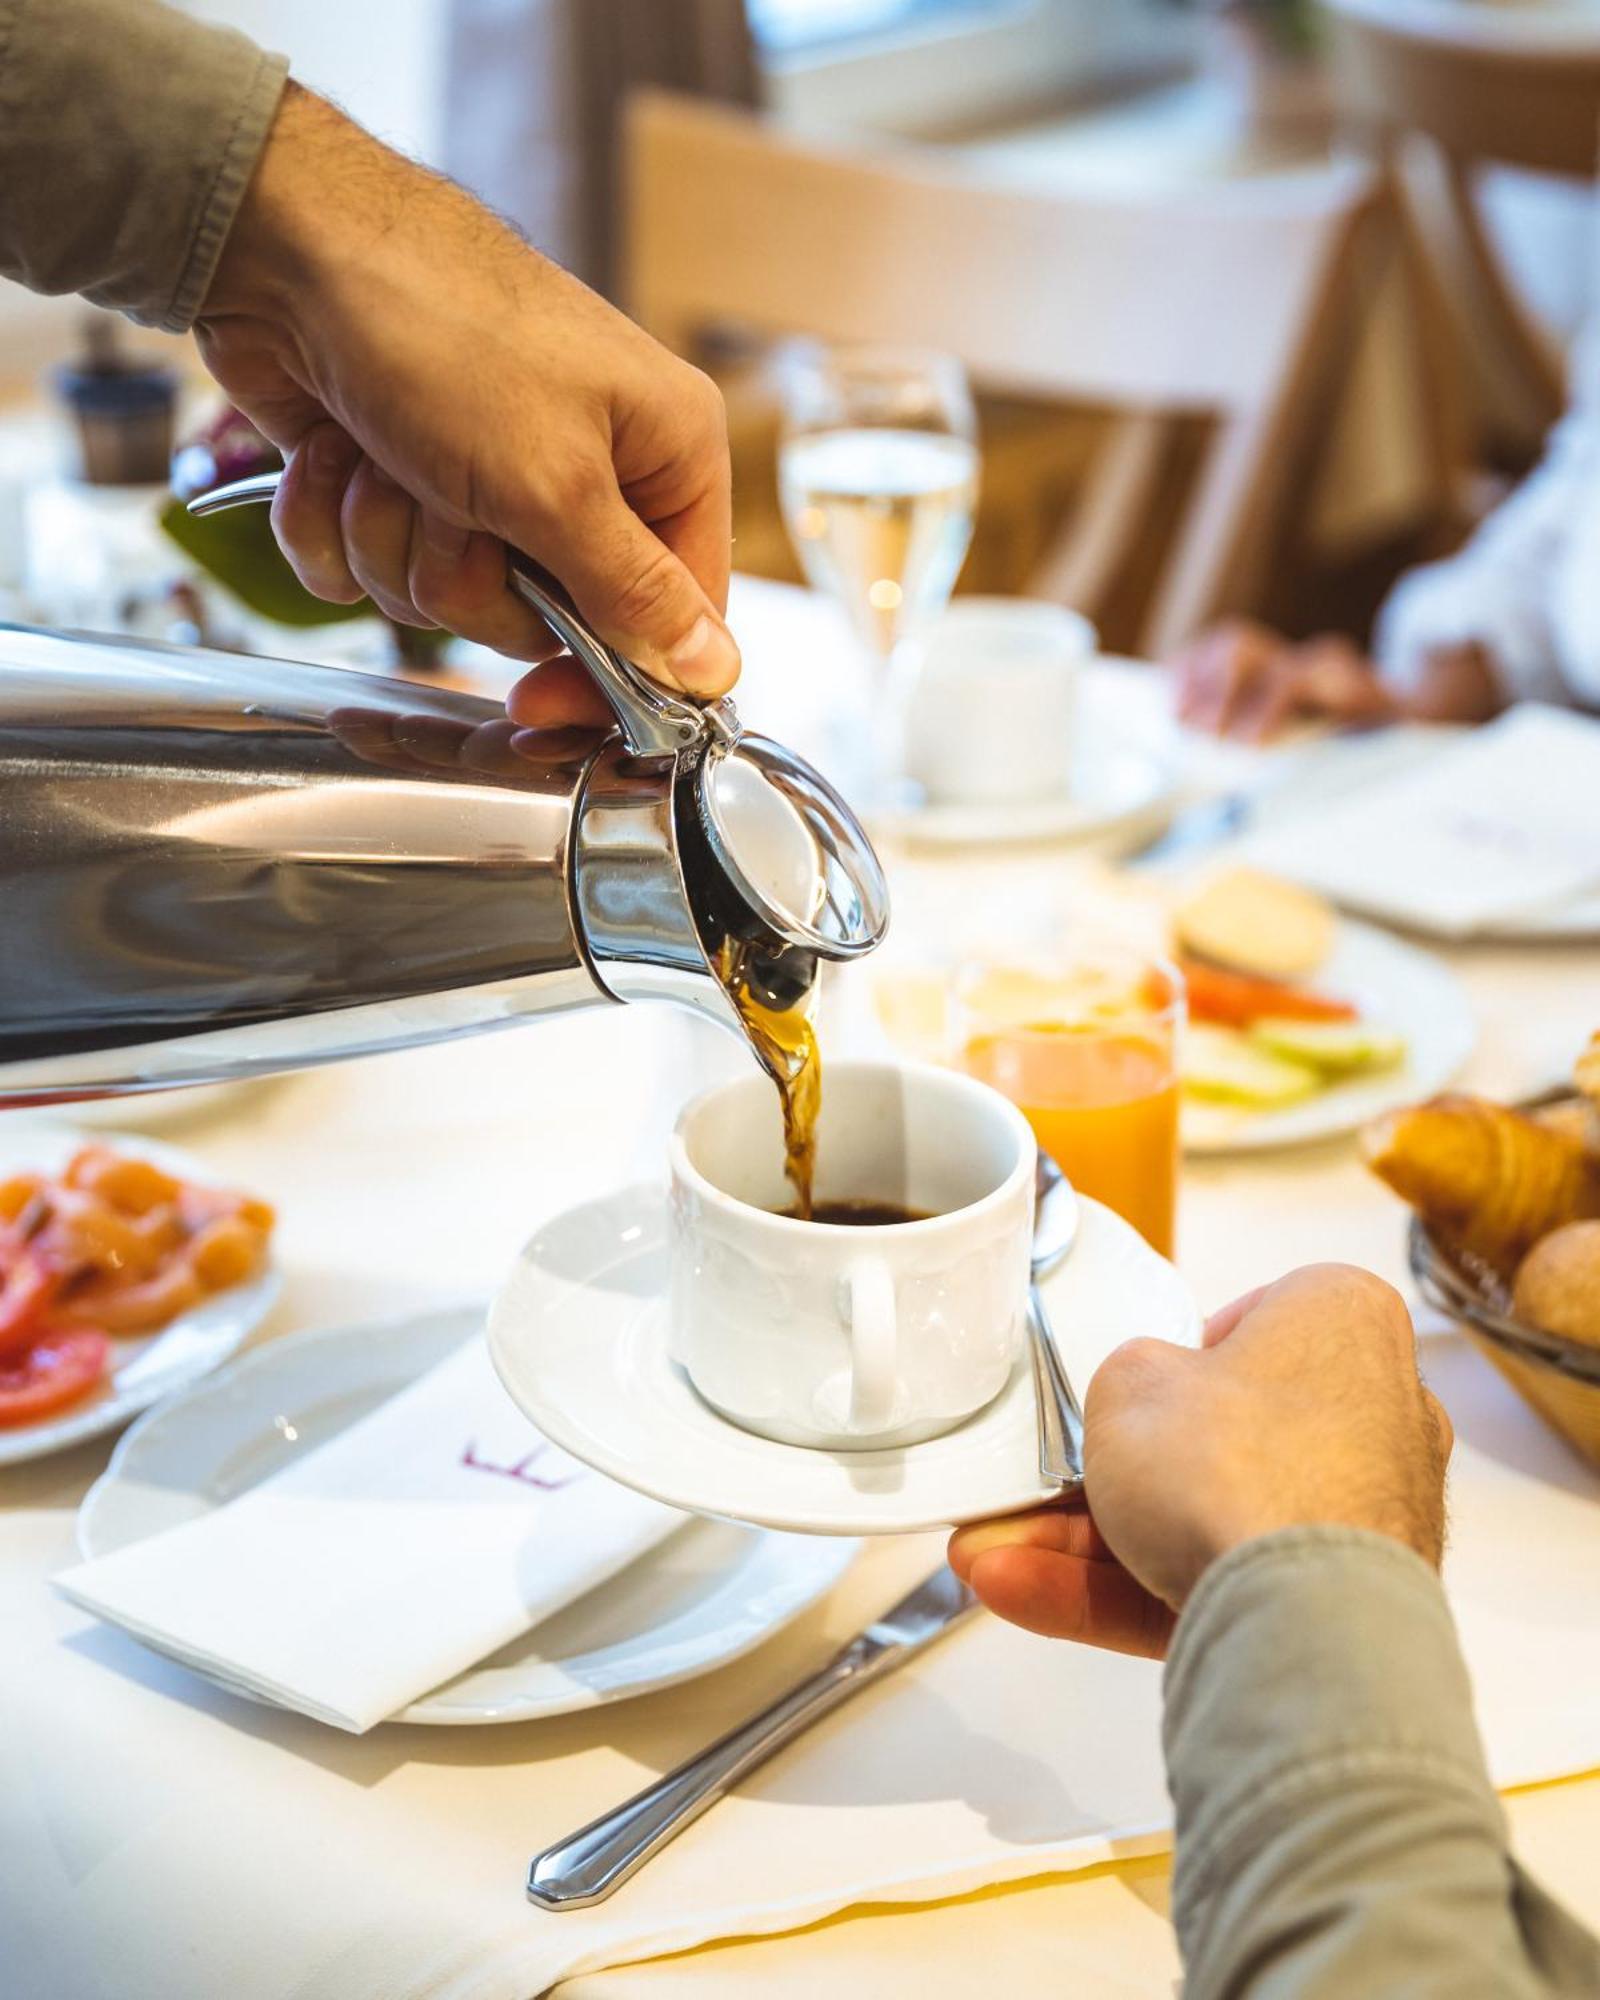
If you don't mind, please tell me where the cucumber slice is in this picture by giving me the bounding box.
[1250,1018,1406,1078]
[1182,1025,1321,1107]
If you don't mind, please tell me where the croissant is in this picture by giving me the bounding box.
[1362,1093,1600,1277]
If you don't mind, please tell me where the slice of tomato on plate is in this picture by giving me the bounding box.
[0,1248,67,1360]
[0,1326,109,1427]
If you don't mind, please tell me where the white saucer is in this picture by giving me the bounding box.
[869,738,1177,850]
[0,1123,280,1468]
[489,1188,1200,1536]
[78,1306,858,1724]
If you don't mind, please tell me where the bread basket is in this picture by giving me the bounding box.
[1409,1216,1600,1468]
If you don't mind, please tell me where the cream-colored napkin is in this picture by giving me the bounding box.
[1238,704,1600,934]
[55,1335,686,1731]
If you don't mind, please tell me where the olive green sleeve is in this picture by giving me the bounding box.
[0,0,288,331]
[1164,1527,1600,1999]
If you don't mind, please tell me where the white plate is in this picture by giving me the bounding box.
[1478,886,1600,941]
[62,1077,284,1131]
[870,738,1177,850]
[489,1187,1200,1536]
[78,1306,860,1724]
[1181,918,1476,1155]
[0,1124,279,1468]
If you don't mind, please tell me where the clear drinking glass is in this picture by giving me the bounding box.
[777,343,979,678]
[953,944,1184,1258]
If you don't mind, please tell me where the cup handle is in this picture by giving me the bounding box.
[844,1256,897,1433]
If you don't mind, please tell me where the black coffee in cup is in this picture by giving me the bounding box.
[781,1199,933,1226]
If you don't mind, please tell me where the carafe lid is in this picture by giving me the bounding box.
[696,735,886,959]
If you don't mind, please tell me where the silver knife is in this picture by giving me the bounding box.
[526,1565,979,1910]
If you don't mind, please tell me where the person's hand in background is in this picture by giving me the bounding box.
[1171,620,1399,742]
[949,1263,1452,1657]
[195,82,739,730]
[1171,619,1503,742]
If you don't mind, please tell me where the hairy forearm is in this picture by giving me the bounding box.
[203,82,427,329]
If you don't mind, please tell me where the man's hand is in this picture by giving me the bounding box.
[196,83,739,727]
[1172,621,1399,742]
[1172,619,1505,742]
[950,1264,1453,1656]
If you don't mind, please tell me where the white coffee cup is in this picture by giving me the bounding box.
[902,597,1094,808]
[668,1060,1036,1451]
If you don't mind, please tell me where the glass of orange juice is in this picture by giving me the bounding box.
[953,945,1183,1257]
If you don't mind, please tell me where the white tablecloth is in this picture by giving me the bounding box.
[3,578,1598,1999]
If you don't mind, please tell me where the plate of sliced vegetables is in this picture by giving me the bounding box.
[1177,894,1476,1153]
[0,1125,278,1467]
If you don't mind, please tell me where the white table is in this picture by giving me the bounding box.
[3,579,1598,1998]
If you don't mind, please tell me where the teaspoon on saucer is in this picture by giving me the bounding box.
[1028,1153,1085,1486]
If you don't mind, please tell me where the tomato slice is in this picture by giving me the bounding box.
[1179,956,1359,1029]
[0,1249,65,1360]
[0,1326,109,1427]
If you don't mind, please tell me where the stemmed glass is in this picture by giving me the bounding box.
[777,343,979,793]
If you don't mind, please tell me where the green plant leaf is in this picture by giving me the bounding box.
[159,499,372,628]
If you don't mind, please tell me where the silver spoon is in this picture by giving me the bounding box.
[1029,1152,1085,1486]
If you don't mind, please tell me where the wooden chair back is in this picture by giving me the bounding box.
[625,91,1381,654]
[1326,0,1600,440]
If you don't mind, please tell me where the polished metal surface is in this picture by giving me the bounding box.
[525,1566,977,1910]
[571,743,742,1035]
[0,481,890,1103]
[190,472,889,963]
[1028,1152,1086,1486]
[0,623,609,1101]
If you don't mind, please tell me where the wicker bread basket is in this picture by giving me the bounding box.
[1410,1217,1600,1469]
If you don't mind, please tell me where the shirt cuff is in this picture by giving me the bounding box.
[0,0,288,333]
[163,39,290,332]
[1162,1526,1501,1940]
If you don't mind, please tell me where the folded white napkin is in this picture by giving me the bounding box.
[1239,704,1600,935]
[56,1334,686,1732]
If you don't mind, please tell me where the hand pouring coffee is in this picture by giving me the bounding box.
[0,473,888,1163]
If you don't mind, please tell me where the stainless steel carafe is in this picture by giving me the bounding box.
[0,473,888,1106]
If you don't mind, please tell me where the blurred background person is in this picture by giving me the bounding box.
[1171,324,1600,739]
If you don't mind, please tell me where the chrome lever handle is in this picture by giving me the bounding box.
[505,549,737,759]
[186,472,740,761]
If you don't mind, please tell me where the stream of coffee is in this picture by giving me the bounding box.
[716,938,821,1219]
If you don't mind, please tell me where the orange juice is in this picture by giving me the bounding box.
[955,952,1182,1257]
[962,1028,1178,1255]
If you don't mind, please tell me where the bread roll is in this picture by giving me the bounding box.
[1512,1220,1600,1347]
[1174,868,1334,981]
